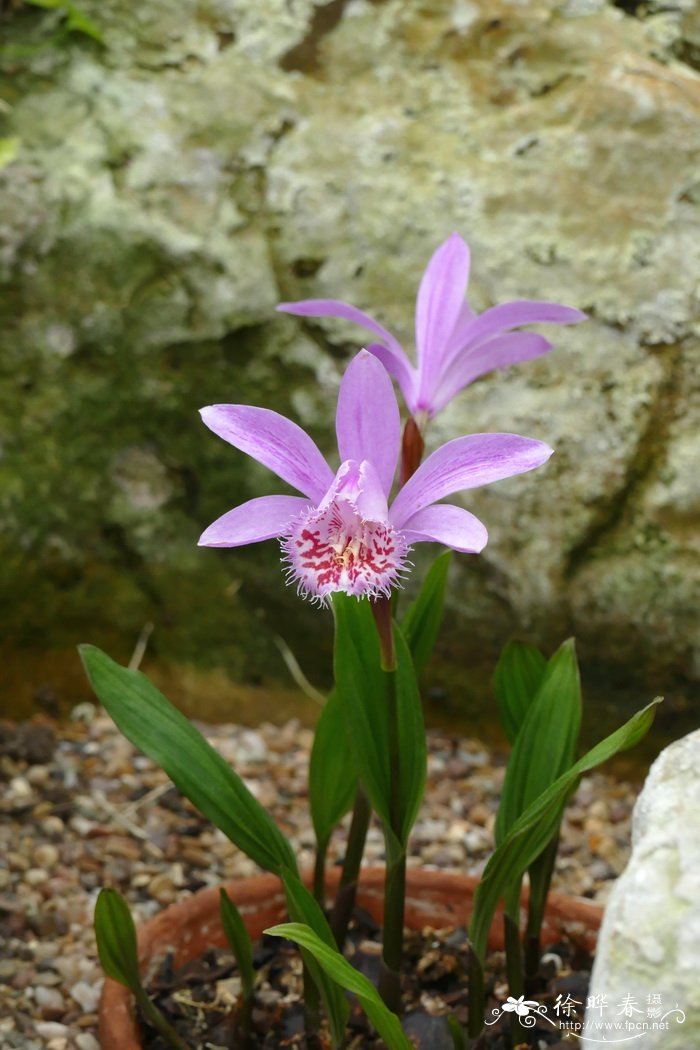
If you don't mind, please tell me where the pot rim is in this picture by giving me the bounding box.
[98,865,602,1050]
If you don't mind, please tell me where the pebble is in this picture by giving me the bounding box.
[7,851,30,872]
[27,765,51,786]
[9,775,32,798]
[33,844,59,868]
[75,1035,100,1050]
[147,872,178,903]
[70,980,101,1013]
[25,867,49,886]
[35,988,65,1020]
[35,1022,69,1039]
[1,712,640,1047]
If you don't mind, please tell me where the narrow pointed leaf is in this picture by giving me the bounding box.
[94,888,141,990]
[331,595,392,828]
[79,645,296,875]
[401,551,451,677]
[309,689,357,852]
[331,598,426,846]
[469,698,661,963]
[493,640,547,745]
[495,639,581,843]
[219,890,255,999]
[266,922,413,1050]
[281,870,350,1048]
[394,622,427,844]
[94,889,189,1050]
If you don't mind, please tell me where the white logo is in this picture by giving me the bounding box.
[486,990,686,1043]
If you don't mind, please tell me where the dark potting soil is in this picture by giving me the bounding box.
[140,908,592,1049]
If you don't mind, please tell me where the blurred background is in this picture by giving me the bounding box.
[1,0,698,762]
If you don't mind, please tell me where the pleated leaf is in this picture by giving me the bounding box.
[401,550,451,677]
[281,870,350,1048]
[309,689,357,852]
[219,890,254,999]
[495,639,581,844]
[393,622,427,844]
[94,888,189,1050]
[331,597,426,845]
[94,888,140,991]
[493,640,547,745]
[266,922,413,1050]
[79,645,296,875]
[469,698,661,963]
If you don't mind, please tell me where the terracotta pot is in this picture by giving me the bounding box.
[99,866,602,1049]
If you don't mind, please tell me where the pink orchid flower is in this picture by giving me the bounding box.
[277,233,585,420]
[199,352,552,602]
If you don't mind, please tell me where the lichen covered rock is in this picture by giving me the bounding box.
[584,729,700,1048]
[1,0,699,716]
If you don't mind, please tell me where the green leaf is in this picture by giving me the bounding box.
[281,870,350,1048]
[469,698,661,963]
[94,889,189,1050]
[401,550,451,677]
[79,645,296,875]
[64,6,104,42]
[393,622,427,844]
[495,639,581,844]
[0,138,21,170]
[447,1014,469,1050]
[309,689,357,853]
[266,922,413,1050]
[219,890,254,1000]
[24,0,104,41]
[94,887,141,990]
[331,596,392,828]
[331,598,426,846]
[493,640,547,745]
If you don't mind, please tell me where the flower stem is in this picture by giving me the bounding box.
[372,601,406,1014]
[135,986,190,1050]
[313,839,328,905]
[377,839,406,1014]
[371,597,395,671]
[400,417,425,485]
[328,786,372,948]
[371,419,426,1014]
[504,910,524,1000]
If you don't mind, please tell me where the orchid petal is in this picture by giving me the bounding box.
[455,300,586,351]
[198,495,310,547]
[430,333,553,414]
[401,503,488,553]
[414,233,470,404]
[318,459,390,522]
[390,433,553,527]
[277,298,415,402]
[200,405,334,503]
[365,342,418,410]
[277,298,403,353]
[445,300,477,353]
[355,460,391,521]
[336,351,400,495]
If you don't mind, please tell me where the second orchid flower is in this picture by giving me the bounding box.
[278,232,585,421]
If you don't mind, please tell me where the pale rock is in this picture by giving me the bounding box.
[34,986,65,1010]
[75,1035,101,1050]
[583,730,700,1048]
[1,0,700,717]
[35,1023,70,1040]
[70,980,101,1014]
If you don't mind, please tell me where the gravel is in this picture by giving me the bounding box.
[0,709,640,1048]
